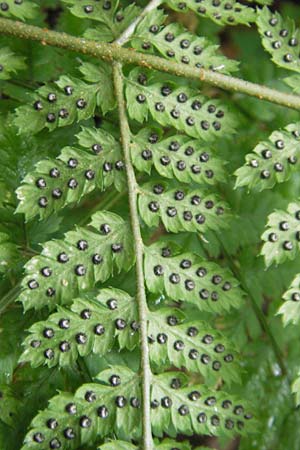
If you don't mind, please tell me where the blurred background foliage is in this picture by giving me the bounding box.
[1,1,300,449]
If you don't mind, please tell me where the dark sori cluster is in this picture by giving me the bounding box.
[141,138,215,178]
[33,86,85,124]
[262,17,299,64]
[146,184,225,227]
[27,224,122,288]
[135,74,225,133]
[249,135,297,180]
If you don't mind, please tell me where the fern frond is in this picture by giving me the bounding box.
[21,367,253,450]
[19,211,134,311]
[235,122,300,191]
[277,274,300,326]
[285,74,300,94]
[13,75,112,135]
[151,371,254,437]
[130,9,238,74]
[21,366,141,450]
[145,242,243,313]
[16,127,125,221]
[98,442,137,450]
[0,47,26,80]
[21,296,239,384]
[62,0,141,42]
[261,202,300,267]
[0,0,36,20]
[79,62,116,113]
[138,182,229,233]
[166,0,256,26]
[0,232,19,274]
[125,69,235,142]
[0,384,19,426]
[148,307,240,384]
[20,288,138,367]
[257,7,300,73]
[131,129,226,185]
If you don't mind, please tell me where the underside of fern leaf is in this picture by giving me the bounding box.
[5,0,298,448]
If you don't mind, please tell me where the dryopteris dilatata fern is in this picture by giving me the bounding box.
[1,0,300,449]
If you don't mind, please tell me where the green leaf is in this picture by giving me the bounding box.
[62,0,119,24]
[148,307,240,385]
[285,74,300,93]
[138,181,229,233]
[131,128,226,185]
[16,127,125,221]
[151,372,255,438]
[261,202,300,267]
[18,211,134,311]
[235,122,300,191]
[20,288,139,368]
[0,385,19,426]
[125,68,235,142]
[98,442,137,450]
[0,47,26,80]
[0,232,19,274]
[21,367,254,449]
[131,9,238,75]
[79,62,116,114]
[14,76,102,135]
[155,440,193,450]
[278,273,300,326]
[144,242,243,313]
[63,0,141,42]
[21,366,141,450]
[257,7,300,73]
[0,0,37,20]
[166,0,256,26]
[292,373,300,406]
[84,3,141,42]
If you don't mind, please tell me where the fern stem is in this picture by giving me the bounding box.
[219,244,287,377]
[0,18,300,110]
[112,61,153,450]
[116,0,162,45]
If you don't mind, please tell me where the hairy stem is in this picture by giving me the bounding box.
[116,0,162,45]
[0,18,300,110]
[112,62,153,450]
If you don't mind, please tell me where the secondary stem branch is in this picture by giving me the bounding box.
[0,17,300,110]
[112,62,153,450]
[220,243,287,377]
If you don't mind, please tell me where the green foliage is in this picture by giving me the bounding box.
[0,47,26,80]
[257,7,300,73]
[19,211,134,311]
[21,288,139,367]
[166,0,257,26]
[138,182,229,233]
[131,129,226,185]
[125,68,235,141]
[0,0,37,20]
[21,367,254,450]
[0,0,299,448]
[16,127,125,220]
[0,232,18,274]
[130,9,238,74]
[261,202,300,267]
[235,122,300,191]
[145,242,242,313]
[14,74,114,134]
